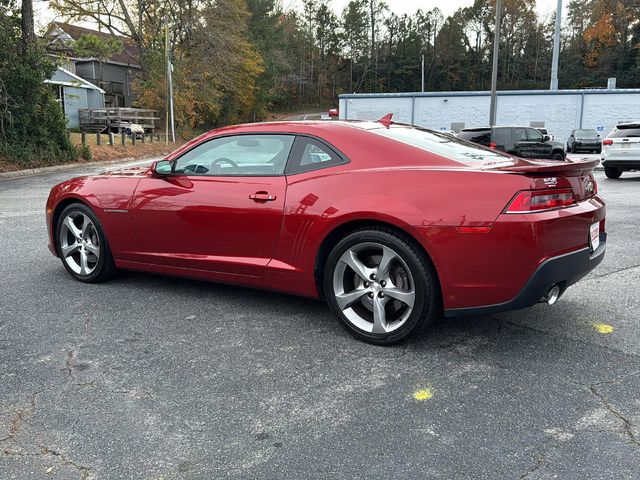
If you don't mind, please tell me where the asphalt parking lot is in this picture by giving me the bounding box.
[1,159,639,479]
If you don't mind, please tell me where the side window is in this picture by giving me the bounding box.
[526,128,543,142]
[492,128,511,149]
[173,134,294,176]
[513,128,527,143]
[286,137,347,174]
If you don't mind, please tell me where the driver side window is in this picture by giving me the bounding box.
[526,128,543,142]
[173,134,294,176]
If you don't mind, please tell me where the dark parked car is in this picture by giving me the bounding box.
[567,129,601,154]
[458,126,566,160]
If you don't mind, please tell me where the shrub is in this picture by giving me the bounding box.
[0,10,78,167]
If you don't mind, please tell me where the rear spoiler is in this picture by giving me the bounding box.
[492,158,600,176]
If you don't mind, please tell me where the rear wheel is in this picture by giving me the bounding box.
[553,152,565,161]
[56,203,116,283]
[604,167,623,179]
[324,228,438,345]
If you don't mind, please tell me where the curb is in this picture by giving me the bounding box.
[0,155,160,181]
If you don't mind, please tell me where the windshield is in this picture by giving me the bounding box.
[575,129,598,138]
[373,126,512,165]
[609,126,640,138]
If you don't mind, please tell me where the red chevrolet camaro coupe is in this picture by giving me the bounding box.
[46,118,606,344]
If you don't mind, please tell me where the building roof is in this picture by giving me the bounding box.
[45,67,106,93]
[44,22,140,67]
[339,88,640,99]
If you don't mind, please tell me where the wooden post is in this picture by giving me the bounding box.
[96,133,101,145]
[141,132,146,143]
[108,132,114,146]
[81,132,86,145]
[121,132,126,145]
[149,133,153,143]
[132,134,136,146]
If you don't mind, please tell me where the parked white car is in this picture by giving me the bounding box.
[601,123,640,179]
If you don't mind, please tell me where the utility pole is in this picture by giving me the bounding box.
[489,0,502,126]
[550,0,562,90]
[165,15,175,144]
[421,54,425,92]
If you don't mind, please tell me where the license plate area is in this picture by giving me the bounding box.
[590,222,600,252]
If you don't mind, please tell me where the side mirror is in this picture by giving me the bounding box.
[543,135,551,142]
[152,160,172,175]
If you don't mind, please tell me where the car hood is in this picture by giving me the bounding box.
[96,165,151,177]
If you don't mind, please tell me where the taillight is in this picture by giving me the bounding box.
[489,142,497,149]
[504,188,576,213]
[602,139,613,146]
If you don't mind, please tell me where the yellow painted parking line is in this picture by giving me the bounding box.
[413,388,433,401]
[592,322,614,334]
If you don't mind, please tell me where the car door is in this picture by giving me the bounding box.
[525,127,551,158]
[567,130,575,150]
[129,133,295,277]
[513,127,535,157]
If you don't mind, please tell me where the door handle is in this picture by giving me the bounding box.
[249,191,277,202]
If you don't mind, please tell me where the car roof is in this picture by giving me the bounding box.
[616,122,640,128]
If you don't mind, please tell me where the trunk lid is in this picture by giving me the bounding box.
[486,157,599,202]
[487,157,599,176]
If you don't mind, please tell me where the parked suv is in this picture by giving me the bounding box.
[601,123,640,179]
[567,129,601,153]
[458,126,566,160]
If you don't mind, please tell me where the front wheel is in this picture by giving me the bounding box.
[324,228,439,345]
[553,152,565,161]
[56,203,116,283]
[604,167,622,179]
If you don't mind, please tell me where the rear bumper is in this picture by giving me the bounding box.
[574,143,601,150]
[602,159,640,170]
[444,232,606,317]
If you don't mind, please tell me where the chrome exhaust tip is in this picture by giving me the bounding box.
[540,285,561,305]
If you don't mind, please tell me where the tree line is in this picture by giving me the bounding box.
[48,0,640,133]
[2,0,639,165]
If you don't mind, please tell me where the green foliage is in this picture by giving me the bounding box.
[0,9,77,166]
[78,143,92,160]
[73,34,123,61]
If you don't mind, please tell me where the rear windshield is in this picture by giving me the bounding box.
[608,126,640,138]
[373,126,511,165]
[457,129,491,145]
[575,129,598,138]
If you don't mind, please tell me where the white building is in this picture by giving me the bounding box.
[339,89,640,144]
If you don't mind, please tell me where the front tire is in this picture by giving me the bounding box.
[604,167,623,179]
[324,228,439,345]
[553,152,565,161]
[55,203,116,283]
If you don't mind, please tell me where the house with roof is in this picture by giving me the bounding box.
[45,67,105,129]
[44,22,141,109]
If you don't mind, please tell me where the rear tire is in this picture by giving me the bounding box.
[604,167,623,179]
[324,228,439,345]
[553,152,564,161]
[55,203,117,283]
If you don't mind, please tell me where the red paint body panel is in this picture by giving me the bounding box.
[46,121,606,311]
